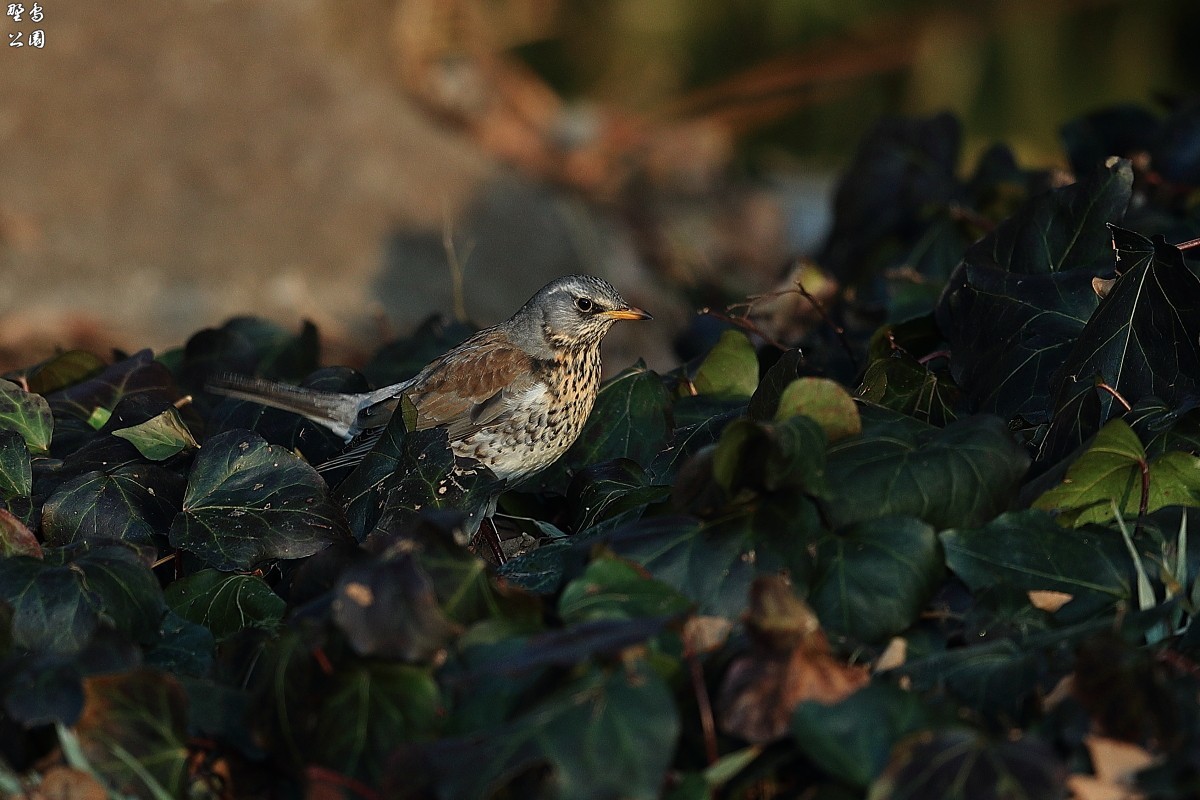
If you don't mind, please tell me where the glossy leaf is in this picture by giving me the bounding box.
[1033,419,1200,526]
[314,662,441,784]
[164,569,285,641]
[0,378,52,453]
[825,410,1030,529]
[169,429,347,570]
[0,428,32,499]
[0,544,165,654]
[941,510,1132,617]
[558,556,692,623]
[857,355,960,427]
[937,160,1131,421]
[792,683,932,788]
[532,363,672,492]
[1042,229,1200,460]
[111,406,199,460]
[41,464,184,548]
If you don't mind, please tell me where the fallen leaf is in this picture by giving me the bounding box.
[1028,589,1074,613]
[717,576,869,742]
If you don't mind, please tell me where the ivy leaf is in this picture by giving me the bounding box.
[164,569,286,641]
[936,159,1131,422]
[1033,419,1200,526]
[809,517,943,643]
[331,551,458,662]
[1042,229,1200,461]
[387,659,679,800]
[871,729,1064,799]
[568,459,670,535]
[0,428,32,499]
[314,662,442,784]
[689,330,759,398]
[605,496,821,617]
[0,507,41,558]
[941,509,1133,618]
[111,406,199,460]
[75,670,191,798]
[857,355,960,427]
[792,683,933,788]
[9,349,107,395]
[0,544,165,654]
[169,429,348,570]
[775,377,862,441]
[825,410,1029,529]
[558,556,692,624]
[0,378,52,453]
[41,464,184,548]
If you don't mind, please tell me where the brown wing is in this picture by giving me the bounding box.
[389,328,542,441]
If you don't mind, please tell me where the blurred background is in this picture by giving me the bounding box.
[1,0,1197,372]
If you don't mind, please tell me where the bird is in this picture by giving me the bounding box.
[207,274,651,488]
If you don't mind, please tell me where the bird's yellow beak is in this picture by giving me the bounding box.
[602,306,652,321]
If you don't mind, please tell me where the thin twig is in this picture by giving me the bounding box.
[687,651,719,765]
[1174,236,1200,252]
[442,212,474,324]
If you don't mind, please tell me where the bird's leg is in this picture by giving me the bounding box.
[472,517,507,565]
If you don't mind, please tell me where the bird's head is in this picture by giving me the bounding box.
[513,274,651,355]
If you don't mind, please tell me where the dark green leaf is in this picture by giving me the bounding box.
[941,509,1132,617]
[567,459,670,535]
[0,378,52,453]
[1042,230,1200,461]
[164,569,285,641]
[389,659,678,800]
[825,411,1029,529]
[10,349,107,395]
[42,464,184,548]
[809,517,942,643]
[937,160,1131,421]
[857,355,960,426]
[144,611,215,677]
[375,426,504,536]
[314,662,440,783]
[0,428,32,499]
[558,556,692,623]
[712,415,828,497]
[0,544,165,654]
[748,348,806,420]
[871,729,1064,800]
[792,683,933,788]
[606,497,820,617]
[169,429,347,570]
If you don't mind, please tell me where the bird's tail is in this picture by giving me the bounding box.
[206,374,364,440]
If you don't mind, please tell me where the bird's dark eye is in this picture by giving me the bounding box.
[574,297,594,313]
